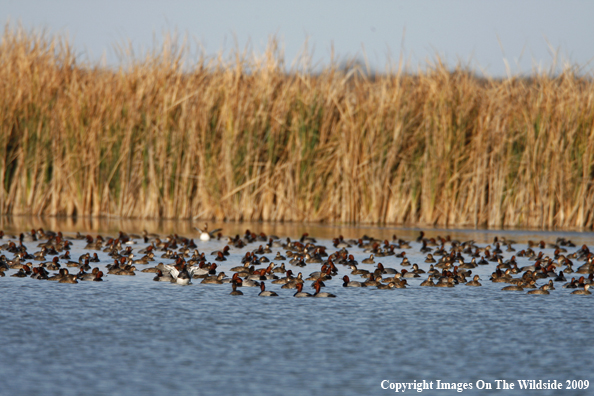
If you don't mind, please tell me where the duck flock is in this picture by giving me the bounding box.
[1,226,593,297]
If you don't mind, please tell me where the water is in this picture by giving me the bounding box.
[1,221,593,395]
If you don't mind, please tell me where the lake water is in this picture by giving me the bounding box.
[0,219,593,395]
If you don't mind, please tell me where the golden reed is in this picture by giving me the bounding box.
[1,26,593,228]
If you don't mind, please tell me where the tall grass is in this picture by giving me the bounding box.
[1,25,594,228]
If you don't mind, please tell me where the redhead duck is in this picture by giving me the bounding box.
[92,271,104,282]
[163,263,195,285]
[230,280,243,295]
[342,275,366,287]
[401,269,420,278]
[313,282,336,298]
[79,267,99,281]
[293,283,312,297]
[377,263,397,275]
[241,277,261,287]
[153,270,173,282]
[258,282,278,297]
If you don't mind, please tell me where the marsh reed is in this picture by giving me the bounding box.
[1,26,594,228]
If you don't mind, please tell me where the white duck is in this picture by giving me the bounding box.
[163,264,205,285]
[194,223,223,241]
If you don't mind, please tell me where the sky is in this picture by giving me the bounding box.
[4,0,594,77]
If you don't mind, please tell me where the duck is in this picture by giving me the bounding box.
[313,282,336,298]
[420,276,436,287]
[163,263,200,285]
[361,254,375,264]
[342,275,366,287]
[527,285,550,295]
[48,268,67,281]
[274,252,286,261]
[377,262,397,275]
[293,283,312,297]
[377,282,395,290]
[59,274,78,284]
[465,275,482,287]
[272,270,296,285]
[90,271,104,282]
[194,223,222,241]
[11,267,29,278]
[200,272,227,284]
[241,277,261,287]
[230,280,243,296]
[78,267,100,281]
[435,277,455,288]
[571,284,591,295]
[153,269,174,282]
[393,279,408,288]
[281,273,304,289]
[502,285,524,291]
[401,269,420,279]
[363,275,381,287]
[258,282,278,297]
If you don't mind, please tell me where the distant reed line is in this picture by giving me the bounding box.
[1,26,593,228]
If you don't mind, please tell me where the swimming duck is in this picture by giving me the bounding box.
[313,282,336,298]
[527,285,550,295]
[59,274,78,283]
[79,267,100,281]
[420,276,436,287]
[258,282,278,297]
[293,283,312,297]
[230,280,243,295]
[342,275,366,287]
[435,277,455,288]
[200,272,227,284]
[502,285,524,291]
[570,284,591,295]
[465,275,482,286]
[377,282,395,290]
[361,254,375,264]
[194,223,222,241]
[163,263,201,285]
[153,269,174,282]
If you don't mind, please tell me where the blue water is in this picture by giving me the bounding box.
[0,227,592,396]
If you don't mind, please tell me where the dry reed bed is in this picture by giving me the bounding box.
[1,27,594,228]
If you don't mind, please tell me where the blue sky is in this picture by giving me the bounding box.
[5,0,594,76]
